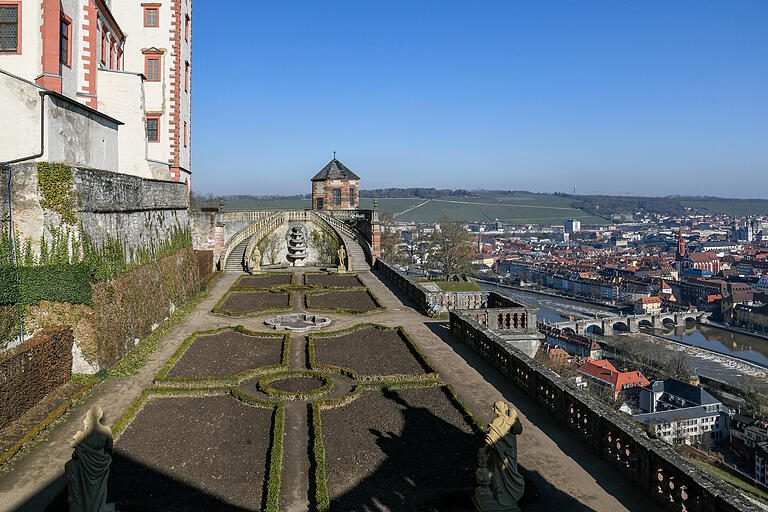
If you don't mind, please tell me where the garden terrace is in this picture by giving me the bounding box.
[3,267,749,511]
[110,393,278,511]
[234,272,294,289]
[305,289,384,314]
[159,327,288,380]
[213,290,292,316]
[309,324,435,378]
[317,385,483,511]
[304,272,364,289]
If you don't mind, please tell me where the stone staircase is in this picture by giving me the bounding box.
[224,238,249,273]
[340,234,370,271]
[223,230,370,273]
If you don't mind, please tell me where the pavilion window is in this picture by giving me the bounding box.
[332,188,341,207]
[0,5,18,53]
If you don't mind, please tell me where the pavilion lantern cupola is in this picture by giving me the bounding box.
[311,157,360,210]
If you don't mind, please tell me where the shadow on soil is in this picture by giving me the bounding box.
[424,320,653,511]
[324,388,585,512]
[15,450,257,512]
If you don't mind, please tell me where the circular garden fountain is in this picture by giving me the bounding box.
[265,313,331,332]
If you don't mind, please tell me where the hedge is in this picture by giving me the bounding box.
[0,326,74,430]
[0,263,92,305]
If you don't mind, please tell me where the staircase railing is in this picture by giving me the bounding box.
[219,210,374,271]
[313,211,373,265]
[220,211,284,270]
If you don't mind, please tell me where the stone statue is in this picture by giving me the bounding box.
[474,401,524,512]
[247,245,261,273]
[65,406,115,512]
[337,246,347,272]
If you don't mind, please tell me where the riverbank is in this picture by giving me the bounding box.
[628,329,767,377]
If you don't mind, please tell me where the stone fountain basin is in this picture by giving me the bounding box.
[265,313,331,331]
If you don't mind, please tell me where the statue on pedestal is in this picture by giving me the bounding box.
[65,406,115,512]
[247,245,261,273]
[337,246,347,272]
[474,401,524,511]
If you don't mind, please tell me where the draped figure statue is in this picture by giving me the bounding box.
[474,401,525,511]
[65,406,115,512]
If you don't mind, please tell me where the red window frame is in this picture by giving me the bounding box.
[109,38,114,69]
[59,13,72,67]
[116,48,122,70]
[184,61,189,92]
[0,1,22,55]
[143,50,162,81]
[183,121,187,147]
[146,113,161,142]
[142,3,160,27]
[185,14,190,41]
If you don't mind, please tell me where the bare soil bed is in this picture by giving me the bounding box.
[305,273,362,288]
[110,395,274,511]
[166,330,283,378]
[321,386,481,511]
[235,273,292,288]
[307,290,379,313]
[313,327,425,375]
[217,291,289,314]
[270,376,325,392]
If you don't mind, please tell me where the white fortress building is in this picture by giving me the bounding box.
[0,0,192,189]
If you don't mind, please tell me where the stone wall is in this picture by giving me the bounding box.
[1,162,188,257]
[449,310,758,512]
[375,259,502,314]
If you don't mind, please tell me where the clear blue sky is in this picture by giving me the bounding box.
[192,1,768,198]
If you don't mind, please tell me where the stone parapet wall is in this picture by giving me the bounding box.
[376,259,513,314]
[449,310,758,512]
[374,259,430,312]
[2,162,189,258]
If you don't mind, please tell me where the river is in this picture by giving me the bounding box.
[480,282,768,384]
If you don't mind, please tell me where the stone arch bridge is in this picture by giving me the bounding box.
[191,209,380,273]
[554,311,710,336]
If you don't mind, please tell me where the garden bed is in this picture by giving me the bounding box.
[305,273,363,289]
[318,386,482,511]
[235,273,293,289]
[270,376,325,393]
[306,290,382,314]
[311,325,428,376]
[110,394,274,511]
[214,291,291,316]
[164,329,285,378]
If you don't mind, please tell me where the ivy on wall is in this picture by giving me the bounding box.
[37,162,78,225]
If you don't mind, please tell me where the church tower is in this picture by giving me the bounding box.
[675,223,686,277]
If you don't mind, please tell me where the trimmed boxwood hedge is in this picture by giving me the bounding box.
[0,263,92,305]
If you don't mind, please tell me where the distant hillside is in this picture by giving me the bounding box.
[572,195,768,217]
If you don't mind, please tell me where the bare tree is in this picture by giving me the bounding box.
[428,218,475,278]
[378,213,402,264]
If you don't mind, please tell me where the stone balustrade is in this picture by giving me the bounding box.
[449,310,759,512]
